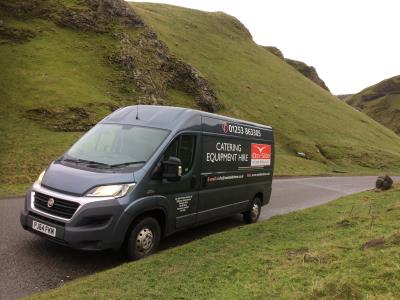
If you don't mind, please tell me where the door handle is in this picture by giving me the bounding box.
[191,175,197,188]
[201,175,207,188]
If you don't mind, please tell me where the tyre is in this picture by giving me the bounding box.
[243,197,262,224]
[126,217,161,261]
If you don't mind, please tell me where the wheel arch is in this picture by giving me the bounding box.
[254,192,264,204]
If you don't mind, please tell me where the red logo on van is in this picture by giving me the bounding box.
[222,122,229,134]
[251,144,271,167]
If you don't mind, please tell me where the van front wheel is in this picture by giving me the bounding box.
[243,198,261,224]
[126,217,161,261]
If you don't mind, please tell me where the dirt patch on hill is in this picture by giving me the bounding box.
[25,103,118,132]
[0,23,36,43]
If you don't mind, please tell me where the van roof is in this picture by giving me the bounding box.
[101,105,272,130]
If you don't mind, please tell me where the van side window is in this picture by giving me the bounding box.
[164,135,196,175]
[164,138,179,159]
[180,135,196,174]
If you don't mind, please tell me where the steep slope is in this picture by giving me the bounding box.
[347,76,400,134]
[132,3,400,174]
[1,0,400,195]
[263,46,330,91]
[0,0,220,195]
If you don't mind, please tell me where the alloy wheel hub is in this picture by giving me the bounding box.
[251,203,259,219]
[136,227,154,253]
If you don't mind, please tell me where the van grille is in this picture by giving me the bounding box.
[34,192,79,219]
[29,212,65,227]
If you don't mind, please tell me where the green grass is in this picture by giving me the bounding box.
[0,183,30,198]
[363,94,400,134]
[2,2,400,196]
[0,15,133,195]
[29,185,400,299]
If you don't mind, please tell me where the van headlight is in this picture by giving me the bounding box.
[37,170,46,184]
[86,183,136,198]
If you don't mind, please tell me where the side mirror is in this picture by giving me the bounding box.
[162,156,182,182]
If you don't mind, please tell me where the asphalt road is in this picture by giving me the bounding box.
[0,176,396,299]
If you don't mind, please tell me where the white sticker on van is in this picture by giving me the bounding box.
[207,174,244,183]
[175,195,192,213]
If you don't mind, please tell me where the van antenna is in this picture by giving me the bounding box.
[136,103,139,120]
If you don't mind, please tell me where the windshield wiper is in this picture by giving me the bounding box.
[63,157,144,168]
[63,158,110,167]
[110,161,146,168]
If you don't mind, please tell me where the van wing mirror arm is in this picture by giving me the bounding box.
[162,156,182,182]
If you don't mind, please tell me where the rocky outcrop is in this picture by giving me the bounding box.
[57,9,97,31]
[56,0,144,32]
[0,23,35,43]
[87,0,144,26]
[348,76,400,106]
[2,0,222,118]
[263,45,330,92]
[109,27,221,112]
[59,0,221,112]
[0,0,144,27]
[360,77,400,102]
[375,175,393,190]
[263,46,284,60]
[0,1,38,43]
[55,0,144,32]
[285,59,330,92]
[0,0,53,18]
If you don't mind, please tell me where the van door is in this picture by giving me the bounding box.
[197,133,249,223]
[148,133,200,229]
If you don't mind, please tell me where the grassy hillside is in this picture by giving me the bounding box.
[132,3,400,174]
[30,185,400,299]
[1,0,400,196]
[347,76,400,134]
[0,0,201,196]
[0,14,123,195]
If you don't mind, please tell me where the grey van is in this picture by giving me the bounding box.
[20,105,274,260]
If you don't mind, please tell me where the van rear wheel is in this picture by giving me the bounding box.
[243,198,261,224]
[126,217,161,261]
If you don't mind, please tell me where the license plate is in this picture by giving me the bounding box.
[32,220,56,237]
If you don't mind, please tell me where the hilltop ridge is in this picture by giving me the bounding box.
[347,75,400,134]
[263,46,330,91]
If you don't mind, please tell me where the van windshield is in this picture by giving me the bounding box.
[63,124,169,168]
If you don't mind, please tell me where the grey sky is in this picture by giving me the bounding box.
[129,0,400,94]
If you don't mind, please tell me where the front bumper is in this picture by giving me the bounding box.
[20,185,133,251]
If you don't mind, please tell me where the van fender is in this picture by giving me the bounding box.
[113,195,174,244]
[124,195,171,219]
